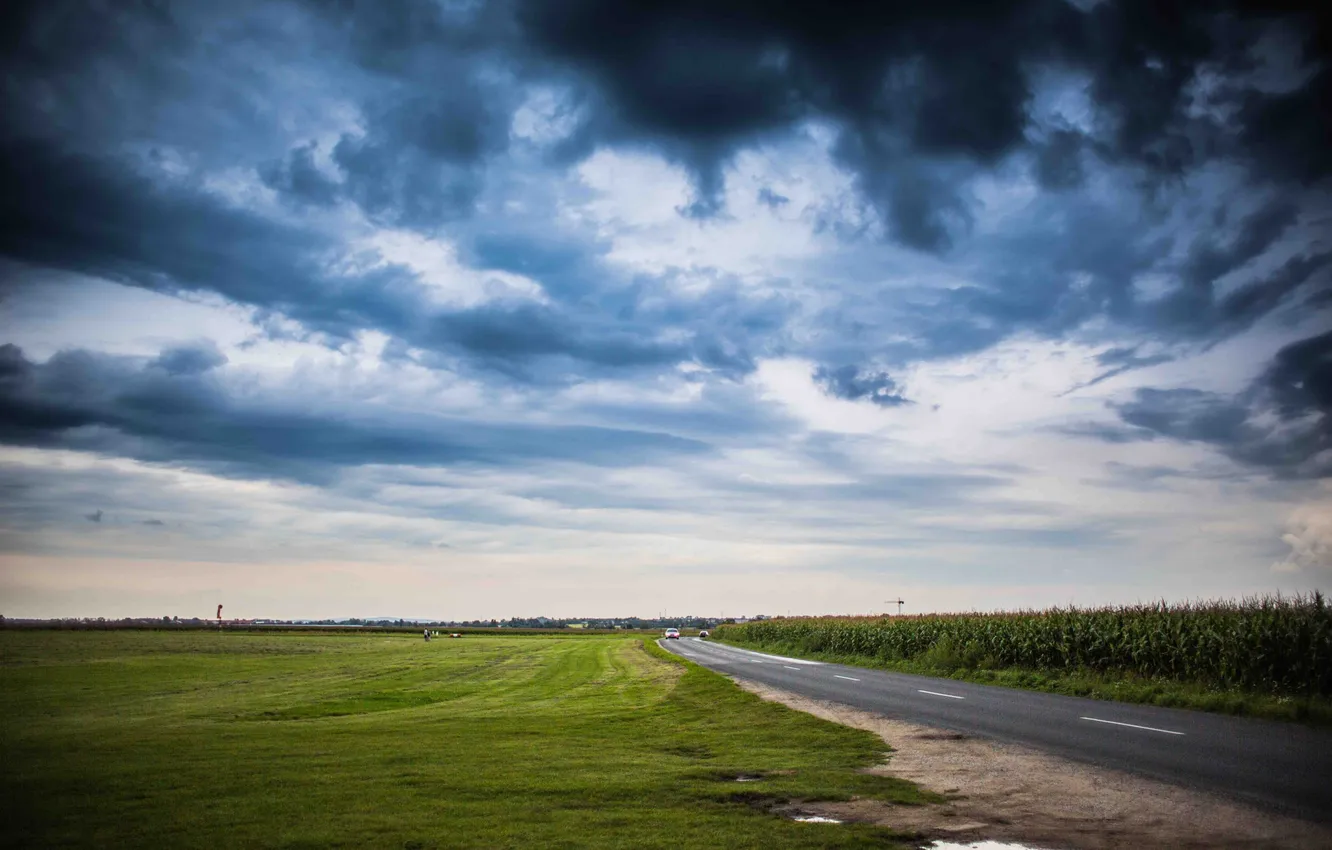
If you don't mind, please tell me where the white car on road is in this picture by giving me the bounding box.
[664,628,680,640]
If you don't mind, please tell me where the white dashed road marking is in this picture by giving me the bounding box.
[782,665,801,671]
[1081,716,1184,735]
[918,689,965,700]
[699,643,824,665]
[834,675,861,682]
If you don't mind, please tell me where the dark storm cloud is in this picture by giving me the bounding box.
[813,365,911,407]
[0,0,1327,403]
[1119,388,1251,443]
[1034,129,1087,191]
[330,130,485,226]
[514,0,1054,247]
[464,230,610,303]
[514,0,1331,246]
[1237,38,1332,185]
[1144,200,1332,338]
[1213,253,1332,329]
[151,342,228,377]
[1185,201,1301,291]
[0,138,787,382]
[412,243,794,382]
[6,0,1329,240]
[423,303,688,376]
[1,0,515,228]
[258,2,522,226]
[259,142,340,208]
[321,75,516,228]
[0,138,416,337]
[874,182,1326,371]
[851,190,1159,366]
[1067,331,1332,477]
[1,1,185,132]
[1265,329,1332,427]
[1115,386,1329,477]
[0,344,710,484]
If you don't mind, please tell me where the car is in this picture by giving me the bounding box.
[664,628,680,640]
[698,630,710,638]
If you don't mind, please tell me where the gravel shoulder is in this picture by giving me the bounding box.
[735,677,1332,850]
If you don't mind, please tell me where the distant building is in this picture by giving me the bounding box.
[567,622,587,629]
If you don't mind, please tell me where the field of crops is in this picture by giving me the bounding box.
[717,593,1332,697]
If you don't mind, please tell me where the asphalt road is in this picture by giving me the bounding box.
[660,637,1332,822]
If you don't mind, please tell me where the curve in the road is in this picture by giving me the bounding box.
[660,636,1332,823]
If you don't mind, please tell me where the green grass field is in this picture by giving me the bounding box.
[0,631,935,849]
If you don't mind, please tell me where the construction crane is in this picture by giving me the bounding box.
[884,599,905,616]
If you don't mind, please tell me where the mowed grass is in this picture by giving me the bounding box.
[0,631,934,849]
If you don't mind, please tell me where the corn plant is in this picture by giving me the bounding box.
[716,592,1331,696]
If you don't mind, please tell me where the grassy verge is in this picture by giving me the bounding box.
[713,636,1332,725]
[1,630,937,849]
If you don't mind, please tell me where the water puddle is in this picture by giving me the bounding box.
[791,815,843,823]
[733,775,763,782]
[930,842,1053,849]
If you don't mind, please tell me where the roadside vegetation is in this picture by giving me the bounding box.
[0,631,937,849]
[716,593,1332,724]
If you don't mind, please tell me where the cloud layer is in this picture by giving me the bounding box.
[0,0,1328,617]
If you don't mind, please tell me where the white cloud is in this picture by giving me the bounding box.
[569,128,856,278]
[0,274,257,360]
[1272,493,1332,575]
[363,229,547,308]
[510,85,583,145]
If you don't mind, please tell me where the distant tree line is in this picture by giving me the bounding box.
[0,614,736,631]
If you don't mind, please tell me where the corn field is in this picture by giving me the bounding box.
[715,593,1332,696]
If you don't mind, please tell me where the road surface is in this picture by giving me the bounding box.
[660,636,1332,822]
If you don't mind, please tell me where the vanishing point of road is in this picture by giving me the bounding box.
[660,637,1332,823]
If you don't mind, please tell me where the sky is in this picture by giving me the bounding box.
[1,0,1329,621]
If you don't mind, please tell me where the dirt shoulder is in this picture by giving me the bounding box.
[734,677,1332,850]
